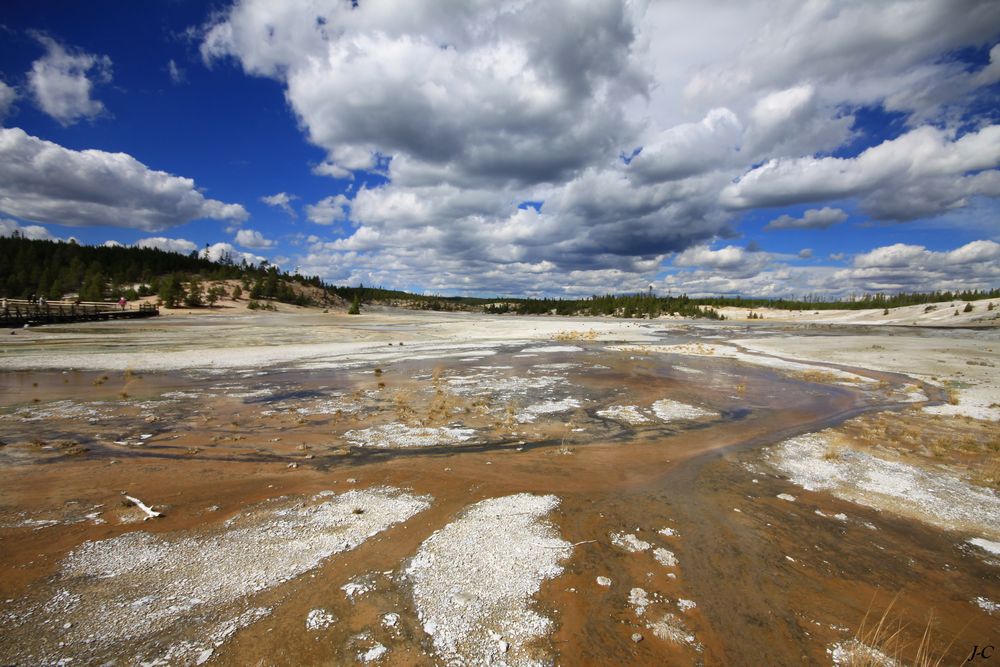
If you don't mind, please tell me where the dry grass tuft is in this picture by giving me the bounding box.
[845,595,953,667]
[798,369,848,385]
[553,329,598,341]
[837,411,999,490]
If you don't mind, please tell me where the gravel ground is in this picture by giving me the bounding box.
[767,433,1000,540]
[0,487,431,666]
[404,493,571,666]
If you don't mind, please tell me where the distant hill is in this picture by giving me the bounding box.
[0,235,340,310]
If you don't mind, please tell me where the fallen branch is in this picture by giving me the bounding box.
[536,540,597,549]
[123,494,163,520]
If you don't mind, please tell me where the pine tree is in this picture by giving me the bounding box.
[159,274,187,308]
[184,276,204,307]
[79,271,105,302]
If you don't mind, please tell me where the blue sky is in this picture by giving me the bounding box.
[1,1,999,298]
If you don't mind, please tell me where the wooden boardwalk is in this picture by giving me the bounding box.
[0,299,159,328]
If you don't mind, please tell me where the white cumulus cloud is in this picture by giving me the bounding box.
[673,244,773,278]
[235,228,274,248]
[722,125,1000,221]
[306,194,350,225]
[27,34,112,125]
[0,128,248,231]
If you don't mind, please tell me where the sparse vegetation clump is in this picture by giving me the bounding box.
[247,299,277,311]
[839,595,952,667]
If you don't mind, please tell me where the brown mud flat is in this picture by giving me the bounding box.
[0,338,997,666]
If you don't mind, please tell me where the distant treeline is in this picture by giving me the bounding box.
[2,235,997,315]
[485,293,723,319]
[693,290,1000,311]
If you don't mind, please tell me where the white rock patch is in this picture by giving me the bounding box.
[596,405,651,425]
[629,587,651,616]
[405,493,571,667]
[968,537,1000,555]
[359,643,388,663]
[344,423,475,448]
[828,639,900,666]
[974,596,999,614]
[653,548,678,568]
[342,577,374,600]
[519,345,584,354]
[516,398,581,423]
[651,399,717,422]
[676,599,697,612]
[647,613,700,649]
[306,608,336,631]
[610,532,652,553]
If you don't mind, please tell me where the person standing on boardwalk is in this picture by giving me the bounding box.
[119,296,127,311]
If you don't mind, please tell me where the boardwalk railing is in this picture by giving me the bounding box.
[0,299,159,328]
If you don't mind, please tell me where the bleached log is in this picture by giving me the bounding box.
[124,494,163,520]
